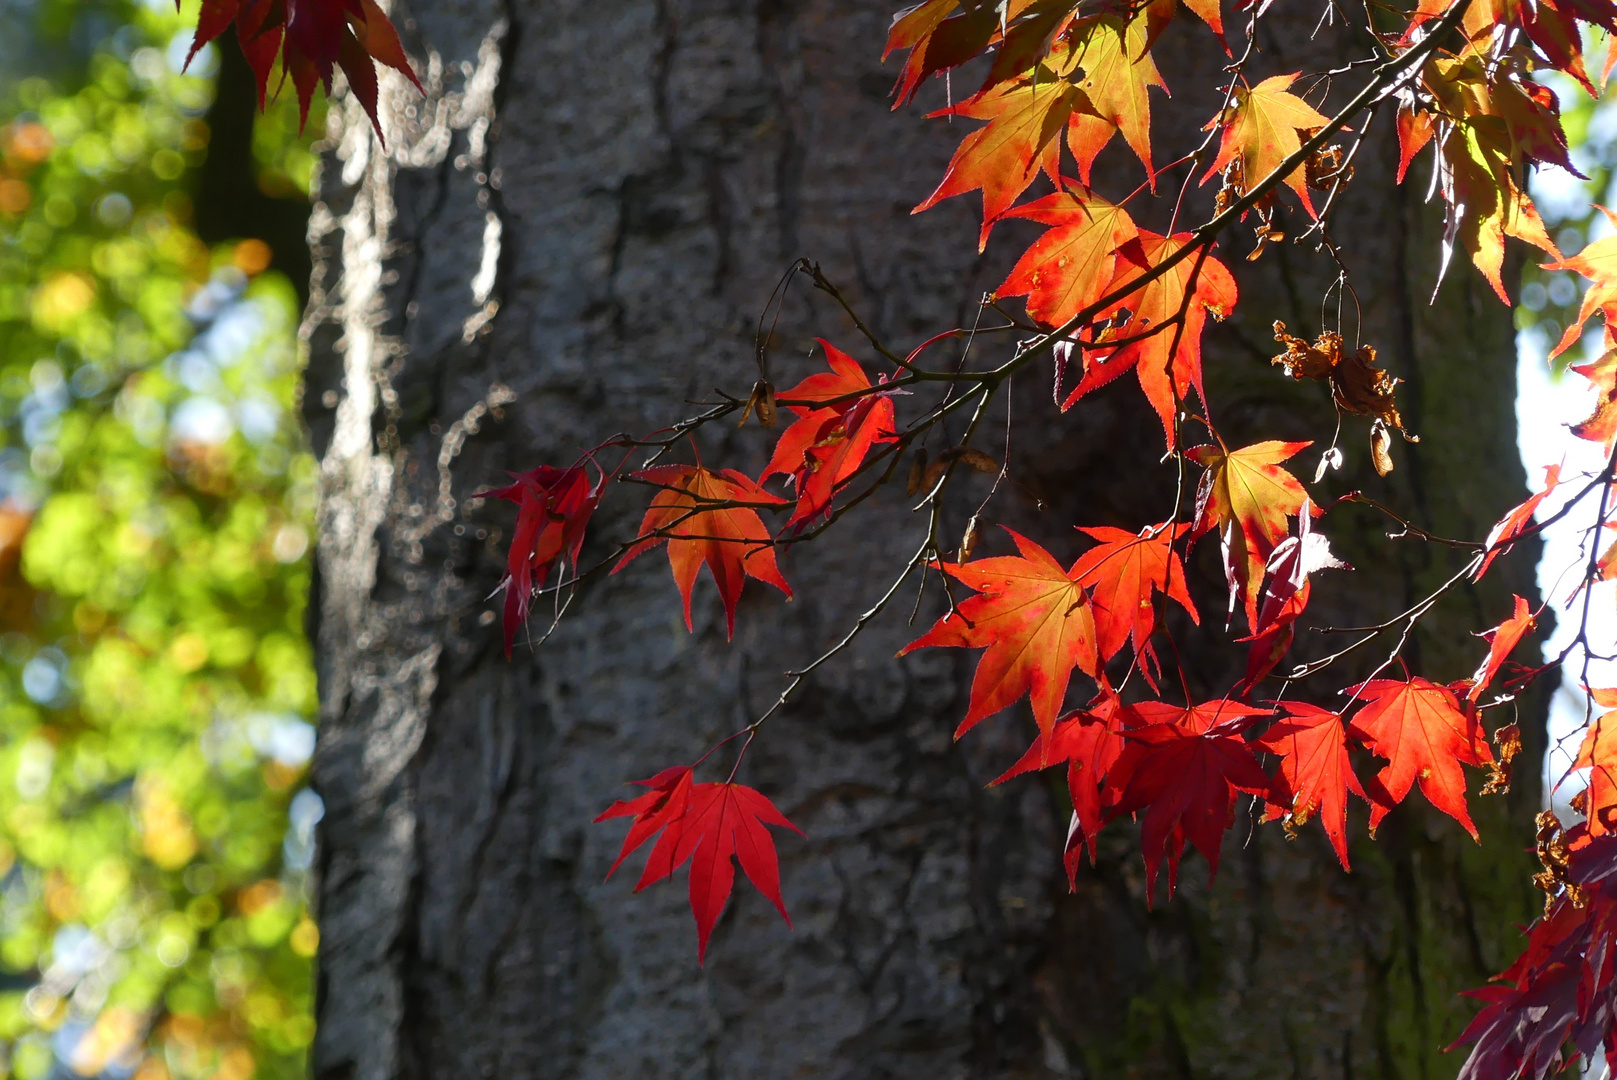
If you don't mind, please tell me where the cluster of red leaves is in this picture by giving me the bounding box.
[1454,700,1617,1080]
[180,0,1617,1064]
[184,0,421,133]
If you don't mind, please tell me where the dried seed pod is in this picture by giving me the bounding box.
[738,379,777,428]
[1370,419,1394,477]
[754,380,777,428]
[959,515,981,561]
[954,447,999,473]
[906,448,929,497]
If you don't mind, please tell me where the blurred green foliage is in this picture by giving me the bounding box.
[0,1,321,1078]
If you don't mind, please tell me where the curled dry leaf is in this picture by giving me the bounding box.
[1482,722,1521,796]
[1272,322,1416,473]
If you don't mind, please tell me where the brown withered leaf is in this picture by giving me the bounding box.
[1299,126,1353,192]
[1273,321,1341,381]
[1482,722,1521,796]
[1272,322,1418,473]
[1334,345,1408,435]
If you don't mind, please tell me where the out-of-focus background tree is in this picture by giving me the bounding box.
[0,1,318,1077]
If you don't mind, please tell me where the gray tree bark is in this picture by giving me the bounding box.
[301,1,1549,1078]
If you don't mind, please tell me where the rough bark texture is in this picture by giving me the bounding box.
[302,1,1548,1078]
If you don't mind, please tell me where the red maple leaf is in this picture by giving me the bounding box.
[1255,701,1367,869]
[1475,462,1562,581]
[1105,699,1274,902]
[900,527,1100,744]
[1060,233,1239,448]
[764,341,898,527]
[478,464,602,656]
[596,770,803,962]
[1236,503,1348,694]
[1345,677,1493,838]
[1070,522,1199,664]
[187,0,421,135]
[1467,595,1537,702]
[615,465,792,637]
[991,692,1139,876]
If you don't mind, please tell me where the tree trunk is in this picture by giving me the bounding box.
[302,1,1548,1078]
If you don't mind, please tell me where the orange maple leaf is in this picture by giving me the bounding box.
[1070,522,1199,663]
[1346,677,1493,839]
[1569,348,1617,448]
[1571,689,1617,838]
[615,465,792,637]
[1187,440,1312,627]
[1256,702,1367,870]
[1544,207,1617,359]
[996,188,1140,329]
[1476,462,1562,581]
[1055,14,1167,186]
[1204,74,1333,213]
[900,527,1100,743]
[913,75,1084,248]
[1061,232,1239,447]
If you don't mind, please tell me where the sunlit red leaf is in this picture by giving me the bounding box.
[991,694,1136,875]
[596,772,803,962]
[1071,522,1198,662]
[764,340,899,526]
[1061,232,1239,447]
[900,527,1100,743]
[614,465,792,637]
[1256,702,1366,869]
[996,189,1140,329]
[1345,677,1493,839]
[1468,595,1536,702]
